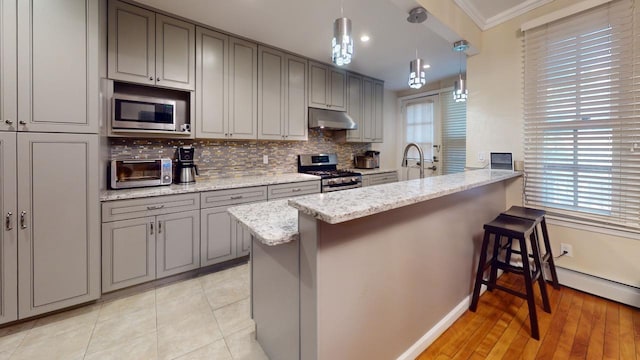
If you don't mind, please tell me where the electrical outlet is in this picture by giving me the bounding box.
[263,155,268,165]
[478,152,485,162]
[560,243,573,257]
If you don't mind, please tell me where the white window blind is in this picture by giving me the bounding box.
[404,98,434,161]
[523,0,640,228]
[441,91,466,174]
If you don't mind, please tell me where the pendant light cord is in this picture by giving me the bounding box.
[341,0,344,17]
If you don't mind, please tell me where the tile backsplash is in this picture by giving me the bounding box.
[109,129,370,178]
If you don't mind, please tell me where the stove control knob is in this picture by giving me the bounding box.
[327,179,336,185]
[351,177,358,183]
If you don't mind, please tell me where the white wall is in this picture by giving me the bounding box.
[463,0,640,288]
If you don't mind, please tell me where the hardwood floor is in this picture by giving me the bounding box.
[417,273,640,359]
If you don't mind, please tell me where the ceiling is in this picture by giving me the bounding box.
[134,0,463,91]
[454,0,552,30]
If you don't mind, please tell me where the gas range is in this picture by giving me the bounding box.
[298,154,362,192]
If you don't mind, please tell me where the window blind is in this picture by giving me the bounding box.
[523,0,640,228]
[441,90,466,174]
[404,98,434,161]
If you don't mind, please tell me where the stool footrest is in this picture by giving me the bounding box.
[483,281,528,300]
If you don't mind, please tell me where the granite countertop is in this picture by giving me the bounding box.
[228,199,299,246]
[101,173,320,201]
[289,169,522,224]
[348,168,398,175]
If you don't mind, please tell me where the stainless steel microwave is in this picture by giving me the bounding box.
[110,159,173,189]
[112,94,176,131]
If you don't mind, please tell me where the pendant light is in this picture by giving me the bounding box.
[453,40,469,102]
[332,0,353,66]
[407,7,428,89]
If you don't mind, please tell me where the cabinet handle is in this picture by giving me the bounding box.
[292,188,301,192]
[19,120,26,125]
[150,222,154,235]
[4,120,12,125]
[147,205,165,210]
[157,77,160,81]
[149,76,153,80]
[19,211,26,229]
[5,212,12,231]
[158,221,162,234]
[230,195,243,200]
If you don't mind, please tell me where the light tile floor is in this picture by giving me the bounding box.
[0,263,269,360]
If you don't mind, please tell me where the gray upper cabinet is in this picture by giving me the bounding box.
[195,27,228,139]
[229,37,258,139]
[17,0,99,134]
[0,132,17,325]
[0,0,16,132]
[17,133,100,318]
[308,61,346,111]
[108,0,195,91]
[258,46,308,141]
[346,76,384,143]
[196,30,257,140]
[346,73,363,142]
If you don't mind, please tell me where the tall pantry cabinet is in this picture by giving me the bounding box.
[0,0,100,323]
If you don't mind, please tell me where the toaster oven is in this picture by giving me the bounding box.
[110,159,173,189]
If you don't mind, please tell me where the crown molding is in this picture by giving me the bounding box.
[455,0,553,31]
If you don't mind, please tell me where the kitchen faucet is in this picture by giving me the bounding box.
[401,143,425,178]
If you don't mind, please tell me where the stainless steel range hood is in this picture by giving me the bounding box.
[308,108,357,130]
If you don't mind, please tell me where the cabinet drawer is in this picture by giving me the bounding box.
[368,172,399,186]
[201,186,267,209]
[267,181,320,200]
[102,194,200,222]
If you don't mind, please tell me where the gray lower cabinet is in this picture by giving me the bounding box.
[101,194,200,293]
[17,133,100,319]
[0,132,17,324]
[200,186,267,266]
[362,172,398,187]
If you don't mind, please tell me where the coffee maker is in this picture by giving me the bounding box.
[175,146,199,184]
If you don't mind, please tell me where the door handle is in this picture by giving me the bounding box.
[4,119,12,125]
[158,221,162,234]
[150,222,154,235]
[230,195,243,200]
[5,212,12,231]
[20,211,27,229]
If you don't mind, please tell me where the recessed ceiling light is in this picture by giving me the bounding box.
[423,64,431,69]
[360,35,370,42]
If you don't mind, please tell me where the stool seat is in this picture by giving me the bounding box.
[501,206,560,290]
[502,206,546,221]
[470,213,551,340]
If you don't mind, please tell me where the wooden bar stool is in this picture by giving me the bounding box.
[501,206,560,289]
[470,214,551,340]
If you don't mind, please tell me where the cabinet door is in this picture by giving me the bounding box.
[346,73,363,142]
[17,133,99,318]
[229,37,258,140]
[156,14,195,91]
[373,81,385,142]
[362,77,374,142]
[0,132,17,324]
[0,0,16,132]
[235,219,251,257]
[102,217,156,293]
[284,55,308,141]
[195,27,228,139]
[257,46,285,140]
[18,0,99,133]
[308,61,328,109]
[328,68,346,111]
[156,210,200,278]
[108,0,155,86]
[201,206,236,266]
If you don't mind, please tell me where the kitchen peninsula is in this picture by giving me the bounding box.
[229,169,522,360]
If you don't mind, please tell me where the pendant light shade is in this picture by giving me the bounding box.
[406,7,428,90]
[332,17,353,66]
[453,73,468,102]
[452,40,469,102]
[408,58,426,89]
